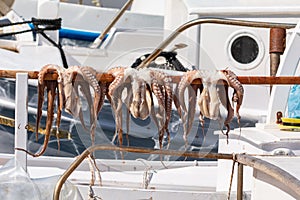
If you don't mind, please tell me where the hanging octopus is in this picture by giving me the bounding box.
[147,69,173,149]
[176,69,244,145]
[63,66,105,188]
[176,70,203,147]
[16,64,65,157]
[107,67,127,146]
[107,67,153,146]
[107,67,173,149]
[63,66,104,146]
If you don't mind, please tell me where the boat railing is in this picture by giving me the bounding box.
[136,17,296,69]
[52,145,300,200]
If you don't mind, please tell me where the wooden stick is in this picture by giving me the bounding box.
[1,69,300,85]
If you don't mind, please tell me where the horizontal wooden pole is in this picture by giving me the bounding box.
[237,76,300,85]
[1,70,300,85]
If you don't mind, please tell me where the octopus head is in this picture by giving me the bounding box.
[63,73,81,117]
[130,79,151,120]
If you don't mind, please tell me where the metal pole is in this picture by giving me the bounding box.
[53,145,234,200]
[237,163,244,200]
[136,18,295,69]
[90,0,134,48]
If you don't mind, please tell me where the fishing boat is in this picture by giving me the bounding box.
[1,0,300,200]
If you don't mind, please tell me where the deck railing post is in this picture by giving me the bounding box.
[14,73,28,172]
[237,163,244,200]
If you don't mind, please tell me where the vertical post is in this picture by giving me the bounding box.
[14,73,28,172]
[237,163,244,200]
[269,28,286,93]
[37,0,59,44]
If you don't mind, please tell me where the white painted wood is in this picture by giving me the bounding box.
[14,73,28,172]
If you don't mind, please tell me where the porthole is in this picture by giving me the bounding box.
[231,36,258,64]
[226,30,264,70]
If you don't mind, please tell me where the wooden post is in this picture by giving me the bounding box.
[237,163,244,200]
[14,73,28,172]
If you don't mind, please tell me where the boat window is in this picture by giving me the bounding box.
[230,35,259,64]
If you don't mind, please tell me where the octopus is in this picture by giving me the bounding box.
[107,67,173,149]
[107,67,153,147]
[220,69,244,126]
[176,69,244,145]
[107,67,127,146]
[147,69,173,149]
[63,66,103,146]
[176,70,203,146]
[16,64,65,157]
[63,66,105,188]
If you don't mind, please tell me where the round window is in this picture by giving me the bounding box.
[231,36,259,64]
[226,30,264,70]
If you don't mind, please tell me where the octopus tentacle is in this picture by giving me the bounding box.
[74,72,94,130]
[78,78,94,127]
[217,80,234,136]
[81,66,101,115]
[177,70,204,146]
[148,70,173,148]
[177,70,198,112]
[221,69,244,126]
[80,66,102,145]
[96,82,108,116]
[36,81,56,157]
[163,76,173,147]
[36,78,45,142]
[149,71,167,148]
[107,67,126,145]
[122,82,133,146]
[184,84,199,146]
[56,80,64,133]
[173,85,182,118]
[52,66,65,151]
[63,66,88,130]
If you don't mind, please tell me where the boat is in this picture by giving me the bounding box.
[1,0,300,200]
[0,0,165,70]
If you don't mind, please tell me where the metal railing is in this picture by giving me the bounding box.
[136,17,295,69]
[52,145,300,200]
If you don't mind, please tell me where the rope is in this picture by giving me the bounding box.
[0,17,68,69]
[142,167,153,189]
[0,19,32,28]
[31,17,61,32]
[0,18,61,36]
[39,31,68,69]
[227,153,237,200]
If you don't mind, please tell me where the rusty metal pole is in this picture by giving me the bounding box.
[269,28,286,92]
[237,163,244,200]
